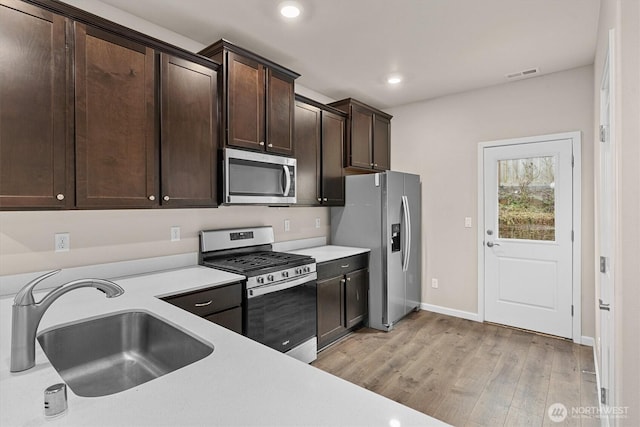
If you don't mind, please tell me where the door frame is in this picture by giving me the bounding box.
[477,131,582,343]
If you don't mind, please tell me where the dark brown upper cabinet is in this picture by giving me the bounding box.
[0,0,73,209]
[294,95,346,206]
[74,23,157,208]
[160,53,219,208]
[328,98,392,172]
[199,40,299,156]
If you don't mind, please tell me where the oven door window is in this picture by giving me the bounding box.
[246,281,316,353]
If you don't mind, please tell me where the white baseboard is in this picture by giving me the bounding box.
[419,303,481,322]
[581,336,595,347]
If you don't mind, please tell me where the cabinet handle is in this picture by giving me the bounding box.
[267,143,273,148]
[341,264,350,268]
[56,194,65,201]
[374,164,378,167]
[323,198,328,201]
[347,277,351,282]
[163,195,170,201]
[317,198,322,202]
[194,300,213,307]
[340,279,346,284]
[259,141,265,146]
[148,195,155,201]
[356,290,359,300]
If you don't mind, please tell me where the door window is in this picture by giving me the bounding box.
[497,156,556,241]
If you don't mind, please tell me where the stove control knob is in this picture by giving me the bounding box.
[267,274,274,282]
[295,268,302,275]
[282,271,289,278]
[303,266,311,273]
[257,277,264,284]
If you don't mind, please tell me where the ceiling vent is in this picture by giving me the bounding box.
[505,67,540,80]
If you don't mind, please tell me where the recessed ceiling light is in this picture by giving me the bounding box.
[280,2,301,18]
[387,75,402,85]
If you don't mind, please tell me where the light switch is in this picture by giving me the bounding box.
[464,217,472,228]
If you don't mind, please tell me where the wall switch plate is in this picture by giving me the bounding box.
[465,217,472,228]
[170,227,180,242]
[55,233,70,252]
[315,218,321,229]
[431,278,439,289]
[284,219,291,232]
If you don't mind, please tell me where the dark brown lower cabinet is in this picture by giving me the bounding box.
[345,269,368,328]
[317,253,369,350]
[161,282,243,334]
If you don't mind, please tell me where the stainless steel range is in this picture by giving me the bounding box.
[199,226,317,363]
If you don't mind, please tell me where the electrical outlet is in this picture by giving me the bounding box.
[170,226,180,242]
[55,233,70,252]
[284,219,291,232]
[431,278,439,289]
[465,217,472,228]
[315,218,321,229]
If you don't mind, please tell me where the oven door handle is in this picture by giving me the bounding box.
[248,272,317,299]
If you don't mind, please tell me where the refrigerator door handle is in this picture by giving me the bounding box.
[401,195,412,272]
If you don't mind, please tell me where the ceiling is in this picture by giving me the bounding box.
[97,0,601,109]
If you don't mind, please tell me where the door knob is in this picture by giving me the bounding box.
[486,241,501,247]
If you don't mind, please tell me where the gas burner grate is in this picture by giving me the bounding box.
[205,251,311,273]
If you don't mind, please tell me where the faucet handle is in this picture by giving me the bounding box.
[14,270,61,306]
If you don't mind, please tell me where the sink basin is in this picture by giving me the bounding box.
[37,311,213,397]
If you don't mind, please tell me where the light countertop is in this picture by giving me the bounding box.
[287,245,371,264]
[0,266,446,426]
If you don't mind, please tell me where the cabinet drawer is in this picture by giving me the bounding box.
[163,282,242,317]
[204,307,242,334]
[317,253,369,280]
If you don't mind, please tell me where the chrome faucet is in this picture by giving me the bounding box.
[10,269,124,372]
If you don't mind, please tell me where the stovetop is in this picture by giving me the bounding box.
[203,251,312,274]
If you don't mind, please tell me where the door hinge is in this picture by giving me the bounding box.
[571,305,574,316]
[600,125,608,143]
[601,387,608,405]
[600,256,608,273]
[571,230,574,242]
[571,155,575,167]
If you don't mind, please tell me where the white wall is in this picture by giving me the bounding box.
[388,65,595,336]
[593,0,640,423]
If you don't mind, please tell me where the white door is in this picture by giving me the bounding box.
[597,30,615,420]
[483,139,574,338]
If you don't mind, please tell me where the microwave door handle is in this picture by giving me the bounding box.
[282,165,291,196]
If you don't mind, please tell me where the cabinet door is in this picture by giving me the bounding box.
[0,1,72,209]
[226,52,265,151]
[349,105,373,169]
[317,275,346,348]
[75,24,156,208]
[373,115,390,170]
[345,268,368,328]
[321,111,345,205]
[294,100,321,205]
[160,54,218,207]
[266,69,295,155]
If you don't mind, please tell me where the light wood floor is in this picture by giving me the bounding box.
[312,310,599,426]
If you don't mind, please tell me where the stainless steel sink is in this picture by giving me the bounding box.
[37,311,213,397]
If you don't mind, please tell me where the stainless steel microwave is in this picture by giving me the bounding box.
[223,148,296,205]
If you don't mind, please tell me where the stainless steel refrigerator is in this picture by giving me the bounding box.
[331,171,421,331]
